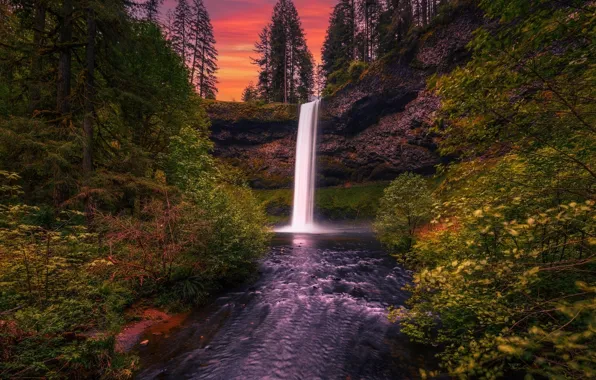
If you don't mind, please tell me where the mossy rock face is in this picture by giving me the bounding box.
[318,156,353,185]
[204,100,298,124]
[207,101,299,189]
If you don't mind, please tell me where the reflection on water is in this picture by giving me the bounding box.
[136,229,431,379]
[291,236,311,248]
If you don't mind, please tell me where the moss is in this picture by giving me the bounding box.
[323,60,372,98]
[204,99,298,123]
[318,156,354,179]
[348,61,369,82]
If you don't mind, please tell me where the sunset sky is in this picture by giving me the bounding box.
[162,0,336,101]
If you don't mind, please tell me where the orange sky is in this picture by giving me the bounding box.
[163,0,336,101]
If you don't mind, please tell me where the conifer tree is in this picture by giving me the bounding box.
[242,82,258,102]
[189,0,218,98]
[57,0,73,116]
[322,0,355,76]
[314,64,325,97]
[253,0,313,104]
[172,0,191,62]
[322,0,448,81]
[356,0,381,62]
[144,0,164,23]
[28,0,47,115]
[252,24,272,101]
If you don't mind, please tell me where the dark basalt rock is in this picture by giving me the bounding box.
[208,4,485,188]
[321,91,420,136]
[211,120,296,146]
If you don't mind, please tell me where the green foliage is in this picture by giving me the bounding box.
[242,82,259,102]
[323,60,369,97]
[321,0,457,90]
[88,126,269,307]
[321,0,354,76]
[375,173,434,252]
[0,2,268,378]
[315,182,385,220]
[381,1,596,378]
[0,200,135,378]
[348,60,368,82]
[322,66,350,96]
[166,126,270,288]
[435,0,595,166]
[391,196,595,379]
[253,0,314,104]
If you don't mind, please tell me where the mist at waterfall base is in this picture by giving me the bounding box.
[276,99,333,234]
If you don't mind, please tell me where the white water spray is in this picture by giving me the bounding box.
[277,99,322,233]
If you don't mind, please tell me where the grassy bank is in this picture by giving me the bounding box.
[255,182,389,224]
[203,100,298,123]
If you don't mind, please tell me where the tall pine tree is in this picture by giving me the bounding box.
[189,0,217,98]
[171,0,191,62]
[322,0,355,76]
[356,0,381,62]
[169,0,217,98]
[253,0,313,104]
[322,0,447,82]
[144,0,164,23]
[252,24,272,101]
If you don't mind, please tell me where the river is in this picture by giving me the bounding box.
[136,229,429,379]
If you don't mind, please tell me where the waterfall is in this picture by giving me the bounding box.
[278,99,320,233]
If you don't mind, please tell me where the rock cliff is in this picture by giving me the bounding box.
[208,4,485,188]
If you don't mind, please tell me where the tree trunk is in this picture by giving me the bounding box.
[83,7,96,175]
[365,1,369,62]
[190,32,199,87]
[190,9,201,88]
[29,0,46,116]
[83,6,96,222]
[181,17,187,63]
[351,0,355,60]
[265,41,270,102]
[200,42,205,97]
[57,0,73,115]
[284,43,288,103]
[289,43,295,103]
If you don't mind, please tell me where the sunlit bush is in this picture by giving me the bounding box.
[391,195,595,378]
[375,172,434,252]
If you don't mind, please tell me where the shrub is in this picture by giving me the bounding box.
[0,201,135,378]
[99,198,210,290]
[99,126,269,305]
[391,196,595,379]
[167,126,270,289]
[375,173,433,252]
[386,2,596,376]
